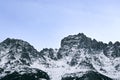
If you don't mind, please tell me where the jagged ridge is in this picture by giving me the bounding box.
[0,33,120,80]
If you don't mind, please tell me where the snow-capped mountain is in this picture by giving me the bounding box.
[0,33,120,80]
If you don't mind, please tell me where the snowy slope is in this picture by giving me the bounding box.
[0,33,120,80]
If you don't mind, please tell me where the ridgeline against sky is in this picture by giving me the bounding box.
[0,0,120,50]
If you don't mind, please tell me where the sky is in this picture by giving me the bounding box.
[0,0,120,51]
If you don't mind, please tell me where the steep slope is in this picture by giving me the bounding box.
[0,68,50,80]
[56,33,120,79]
[0,38,49,80]
[0,33,120,80]
[62,71,112,80]
[0,38,39,66]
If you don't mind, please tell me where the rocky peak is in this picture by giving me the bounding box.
[58,33,107,59]
[1,38,37,50]
[0,38,39,67]
[61,33,90,48]
[1,34,120,80]
[103,41,120,58]
[60,33,107,50]
[1,38,30,47]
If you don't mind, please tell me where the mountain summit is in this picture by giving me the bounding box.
[0,33,120,80]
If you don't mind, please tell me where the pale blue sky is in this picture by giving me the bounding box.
[0,0,120,50]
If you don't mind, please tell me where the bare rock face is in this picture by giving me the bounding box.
[1,33,120,80]
[62,71,112,80]
[0,68,50,80]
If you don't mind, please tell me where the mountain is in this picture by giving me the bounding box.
[0,38,48,80]
[62,71,112,80]
[0,33,120,80]
[0,68,50,80]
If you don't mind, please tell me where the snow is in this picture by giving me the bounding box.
[91,52,120,79]
[1,47,120,80]
[1,37,120,80]
[31,57,91,80]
